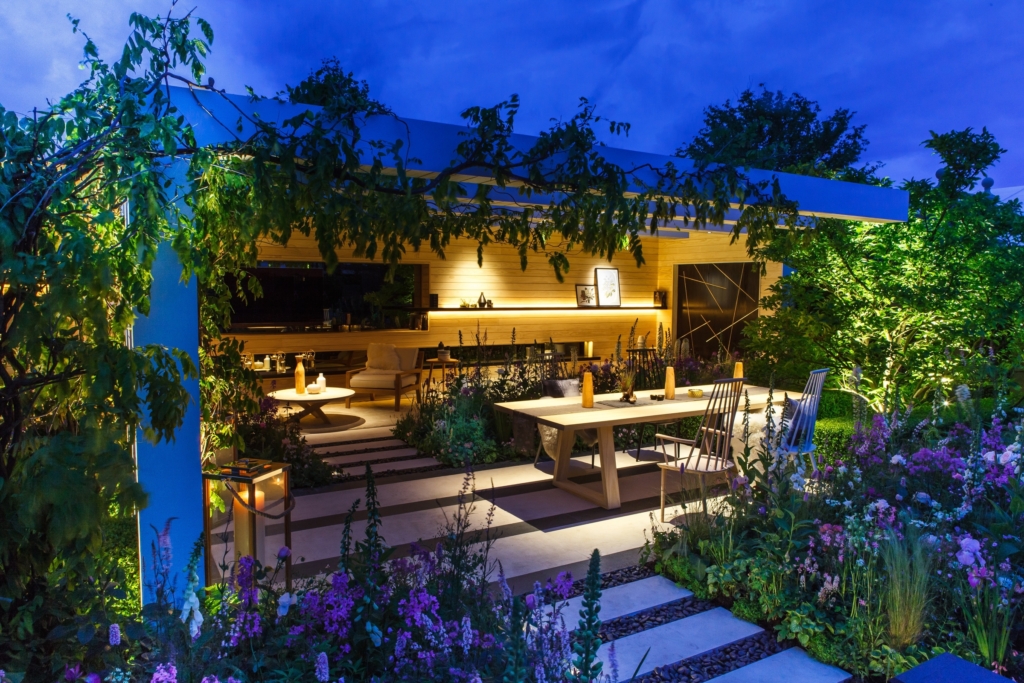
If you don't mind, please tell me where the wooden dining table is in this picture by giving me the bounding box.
[494,384,779,510]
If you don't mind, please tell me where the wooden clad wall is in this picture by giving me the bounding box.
[235,231,780,359]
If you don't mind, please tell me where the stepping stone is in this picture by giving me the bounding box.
[322,447,418,466]
[339,457,438,476]
[598,607,761,682]
[709,648,850,683]
[555,575,692,624]
[894,653,1009,683]
[315,438,407,454]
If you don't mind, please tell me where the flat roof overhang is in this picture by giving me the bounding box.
[172,86,909,227]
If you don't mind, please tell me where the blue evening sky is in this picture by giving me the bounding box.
[2,1,1022,187]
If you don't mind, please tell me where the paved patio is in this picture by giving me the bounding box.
[216,405,850,682]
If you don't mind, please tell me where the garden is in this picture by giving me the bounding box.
[3,5,1024,683]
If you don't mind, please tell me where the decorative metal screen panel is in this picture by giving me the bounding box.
[676,263,760,360]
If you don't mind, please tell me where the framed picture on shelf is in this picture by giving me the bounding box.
[575,284,597,307]
[595,268,621,307]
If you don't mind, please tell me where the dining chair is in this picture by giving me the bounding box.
[778,368,829,472]
[655,377,745,522]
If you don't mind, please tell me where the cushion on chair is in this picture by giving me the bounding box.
[349,369,419,389]
[367,343,400,370]
[394,347,420,371]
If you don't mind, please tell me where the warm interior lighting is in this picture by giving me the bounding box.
[582,372,594,408]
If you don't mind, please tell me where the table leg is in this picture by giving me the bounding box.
[550,426,621,510]
[552,427,575,483]
[597,425,621,509]
[307,404,331,425]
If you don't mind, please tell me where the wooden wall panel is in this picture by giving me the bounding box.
[236,231,780,359]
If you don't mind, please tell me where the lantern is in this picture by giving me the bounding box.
[203,459,293,589]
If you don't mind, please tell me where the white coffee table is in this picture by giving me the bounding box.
[266,387,355,425]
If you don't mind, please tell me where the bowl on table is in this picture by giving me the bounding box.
[687,388,704,398]
[306,384,322,395]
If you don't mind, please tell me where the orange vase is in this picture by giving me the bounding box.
[295,357,306,394]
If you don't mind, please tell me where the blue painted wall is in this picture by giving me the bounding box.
[132,240,203,604]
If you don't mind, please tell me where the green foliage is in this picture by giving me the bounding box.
[568,549,604,683]
[0,8,209,673]
[776,602,830,647]
[880,529,931,650]
[814,418,856,466]
[683,86,872,181]
[745,127,1024,411]
[234,397,337,489]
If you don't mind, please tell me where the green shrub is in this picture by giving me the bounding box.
[237,397,338,489]
[102,510,141,616]
[814,417,855,466]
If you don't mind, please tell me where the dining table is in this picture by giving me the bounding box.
[494,384,780,510]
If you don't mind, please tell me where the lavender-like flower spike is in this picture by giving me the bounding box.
[150,663,178,683]
[108,623,121,646]
[315,652,329,682]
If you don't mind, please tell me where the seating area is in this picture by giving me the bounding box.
[344,343,425,411]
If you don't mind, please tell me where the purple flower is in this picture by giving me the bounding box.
[85,675,101,683]
[552,571,573,600]
[957,536,984,567]
[65,665,83,681]
[525,593,537,611]
[108,623,121,646]
[315,652,329,682]
[277,546,292,560]
[460,385,473,396]
[151,664,177,683]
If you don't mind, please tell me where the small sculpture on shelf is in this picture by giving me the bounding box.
[477,292,487,308]
[437,342,451,362]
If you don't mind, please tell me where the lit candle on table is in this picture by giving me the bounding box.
[582,371,594,408]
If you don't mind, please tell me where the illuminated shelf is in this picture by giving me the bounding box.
[432,306,664,312]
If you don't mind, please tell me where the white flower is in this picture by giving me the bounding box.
[278,592,298,618]
[983,451,996,464]
[890,454,906,466]
[180,590,204,638]
[875,499,890,511]
[837,465,848,475]
[999,450,1017,466]
[843,500,853,508]
[914,492,932,504]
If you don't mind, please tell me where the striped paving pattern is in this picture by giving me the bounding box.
[226,425,849,682]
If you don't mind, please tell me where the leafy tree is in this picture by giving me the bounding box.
[0,7,211,673]
[683,86,874,182]
[744,128,1024,409]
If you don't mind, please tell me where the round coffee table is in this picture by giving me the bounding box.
[267,387,355,425]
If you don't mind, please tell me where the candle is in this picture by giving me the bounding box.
[664,365,676,400]
[233,487,266,565]
[733,361,744,379]
[584,341,594,357]
[582,371,594,408]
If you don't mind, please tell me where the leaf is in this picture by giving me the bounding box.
[77,624,95,644]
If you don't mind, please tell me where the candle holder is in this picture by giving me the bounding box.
[664,365,676,400]
[203,459,294,590]
[582,371,594,408]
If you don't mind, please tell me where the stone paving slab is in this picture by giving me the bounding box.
[708,647,850,683]
[598,607,762,682]
[555,575,693,624]
[315,438,408,454]
[322,447,419,466]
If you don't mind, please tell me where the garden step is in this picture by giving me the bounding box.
[597,607,762,682]
[314,438,408,455]
[707,647,850,683]
[321,447,419,466]
[338,456,440,477]
[555,575,693,624]
[302,427,395,445]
